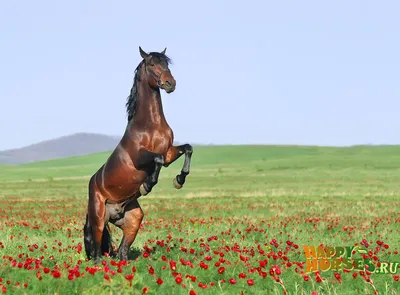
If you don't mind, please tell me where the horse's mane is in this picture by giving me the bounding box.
[125,52,172,122]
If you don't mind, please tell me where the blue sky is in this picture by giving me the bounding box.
[1,0,399,150]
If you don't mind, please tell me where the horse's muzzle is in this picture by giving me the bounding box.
[163,80,176,93]
[159,70,176,93]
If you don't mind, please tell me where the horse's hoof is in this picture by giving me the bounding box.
[173,177,182,189]
[139,184,148,196]
[94,257,101,265]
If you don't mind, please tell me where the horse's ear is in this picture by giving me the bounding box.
[139,46,150,60]
[161,47,167,55]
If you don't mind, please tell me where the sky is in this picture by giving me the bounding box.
[1,0,399,150]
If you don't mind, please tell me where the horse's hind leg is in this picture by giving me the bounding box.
[84,176,107,264]
[117,199,144,261]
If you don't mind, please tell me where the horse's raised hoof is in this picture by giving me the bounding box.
[139,184,149,196]
[173,177,182,189]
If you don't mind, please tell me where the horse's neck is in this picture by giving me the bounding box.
[136,80,166,126]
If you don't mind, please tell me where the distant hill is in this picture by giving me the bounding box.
[0,133,121,165]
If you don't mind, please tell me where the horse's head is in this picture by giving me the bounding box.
[139,46,176,93]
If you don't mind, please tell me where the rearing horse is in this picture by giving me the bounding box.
[83,47,193,263]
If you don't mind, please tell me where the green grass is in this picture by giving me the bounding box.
[0,145,399,295]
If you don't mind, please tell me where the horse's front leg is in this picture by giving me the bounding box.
[164,144,193,189]
[136,149,164,196]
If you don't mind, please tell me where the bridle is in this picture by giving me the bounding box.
[145,62,170,87]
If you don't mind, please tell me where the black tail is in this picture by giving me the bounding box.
[101,223,115,257]
[83,213,95,259]
[83,214,115,259]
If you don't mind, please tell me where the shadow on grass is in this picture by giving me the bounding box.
[128,247,144,260]
[106,246,150,261]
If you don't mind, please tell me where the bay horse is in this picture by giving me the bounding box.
[83,47,193,263]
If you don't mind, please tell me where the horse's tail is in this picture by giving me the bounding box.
[101,223,114,257]
[83,212,95,259]
[84,213,115,259]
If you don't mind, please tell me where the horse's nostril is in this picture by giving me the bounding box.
[165,81,171,87]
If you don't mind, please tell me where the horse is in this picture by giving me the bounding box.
[83,47,193,264]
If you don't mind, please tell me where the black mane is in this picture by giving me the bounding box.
[125,53,172,122]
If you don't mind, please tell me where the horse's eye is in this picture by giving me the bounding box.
[150,63,155,67]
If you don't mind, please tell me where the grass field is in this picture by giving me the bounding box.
[0,145,399,295]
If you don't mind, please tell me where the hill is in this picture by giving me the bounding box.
[0,133,121,165]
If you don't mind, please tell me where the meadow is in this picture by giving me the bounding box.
[0,145,399,295]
